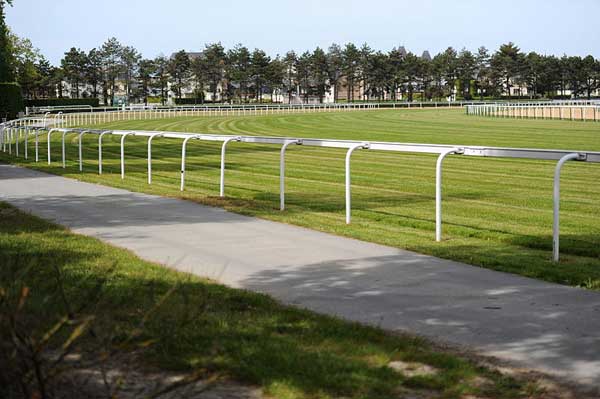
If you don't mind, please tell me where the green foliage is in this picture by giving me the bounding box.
[0,82,23,119]
[0,0,15,82]
[24,97,99,107]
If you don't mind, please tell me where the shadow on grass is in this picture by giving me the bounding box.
[510,234,600,259]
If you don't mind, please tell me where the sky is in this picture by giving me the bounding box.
[5,0,600,65]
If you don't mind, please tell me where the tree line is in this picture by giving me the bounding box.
[9,35,600,105]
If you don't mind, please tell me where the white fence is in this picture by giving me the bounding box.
[28,101,516,128]
[466,103,600,122]
[1,119,598,262]
[32,103,382,128]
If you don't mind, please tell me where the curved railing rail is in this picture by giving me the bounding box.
[1,121,598,262]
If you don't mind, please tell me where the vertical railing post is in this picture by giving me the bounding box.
[78,130,90,171]
[436,148,461,242]
[280,139,301,210]
[345,143,370,224]
[24,127,29,159]
[180,135,201,191]
[61,130,68,168]
[553,153,584,262]
[46,128,60,164]
[147,133,163,184]
[120,132,135,179]
[98,131,112,174]
[34,128,39,162]
[220,136,241,197]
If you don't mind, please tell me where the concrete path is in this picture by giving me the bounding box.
[1,164,599,390]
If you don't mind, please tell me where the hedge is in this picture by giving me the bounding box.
[0,82,24,120]
[174,97,213,105]
[24,98,100,108]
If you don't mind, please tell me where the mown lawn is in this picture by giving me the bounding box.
[2,108,599,289]
[0,202,540,398]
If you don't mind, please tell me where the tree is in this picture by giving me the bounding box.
[342,43,360,101]
[249,48,270,102]
[388,46,407,101]
[474,47,492,99]
[456,48,476,99]
[100,37,124,105]
[282,51,297,103]
[538,55,561,98]
[581,55,599,99]
[435,47,458,100]
[189,56,206,103]
[154,55,169,105]
[201,43,226,102]
[296,51,312,103]
[490,42,525,97]
[522,52,545,98]
[0,0,14,82]
[226,44,251,102]
[327,44,344,102]
[266,56,285,103]
[311,47,329,103]
[9,33,45,98]
[84,48,103,99]
[168,50,190,100]
[402,52,421,102]
[34,56,54,98]
[137,58,155,105]
[358,43,372,100]
[121,45,141,103]
[61,47,86,97]
[367,51,393,101]
[51,66,65,98]
[418,53,432,101]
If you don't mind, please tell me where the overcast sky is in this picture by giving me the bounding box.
[6,0,600,65]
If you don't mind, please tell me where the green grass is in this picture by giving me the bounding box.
[2,108,600,289]
[0,202,539,398]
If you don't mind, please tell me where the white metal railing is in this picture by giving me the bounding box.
[466,103,600,122]
[1,122,599,263]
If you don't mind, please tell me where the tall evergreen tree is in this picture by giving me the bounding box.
[226,44,251,102]
[0,0,14,82]
[249,48,270,103]
[201,43,226,102]
[121,45,141,103]
[168,50,191,100]
[342,43,360,102]
[100,37,124,105]
[61,47,86,97]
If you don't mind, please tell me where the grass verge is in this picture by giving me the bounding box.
[0,201,545,399]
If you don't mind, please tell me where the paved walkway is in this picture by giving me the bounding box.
[1,164,599,390]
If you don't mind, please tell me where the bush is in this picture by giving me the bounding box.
[0,82,24,120]
[24,98,100,108]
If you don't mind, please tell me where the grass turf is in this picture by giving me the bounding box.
[2,108,599,289]
[0,201,539,398]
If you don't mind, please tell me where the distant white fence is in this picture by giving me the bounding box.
[1,118,599,262]
[466,102,600,122]
[28,101,514,127]
[30,103,382,127]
